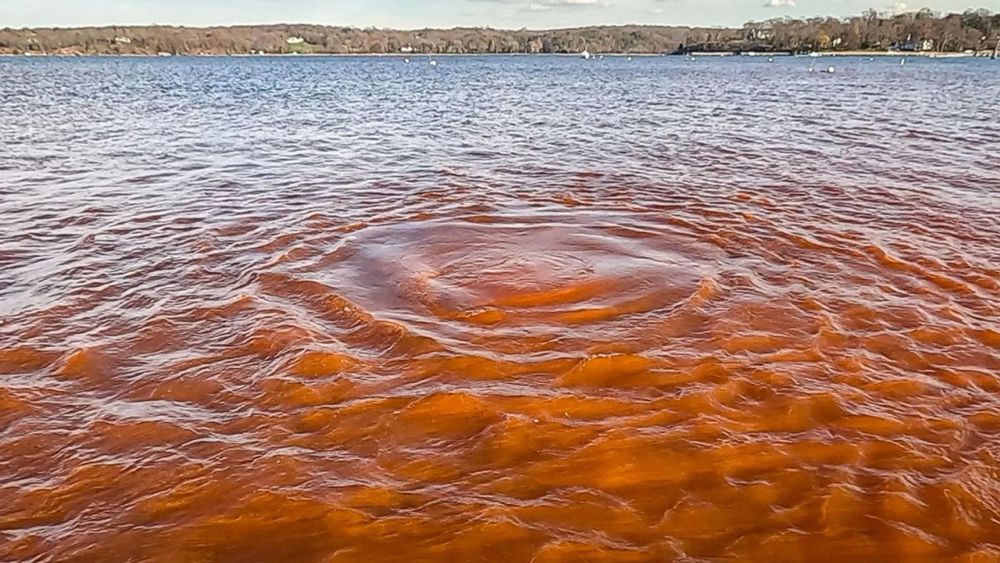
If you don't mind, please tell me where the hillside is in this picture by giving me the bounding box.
[1,9,997,55]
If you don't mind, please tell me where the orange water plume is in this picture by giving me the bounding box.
[1,179,999,562]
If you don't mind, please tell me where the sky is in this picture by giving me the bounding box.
[2,0,998,29]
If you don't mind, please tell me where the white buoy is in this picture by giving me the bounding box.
[768,57,774,62]
[404,57,410,64]
[429,59,437,66]
[627,56,633,62]
[901,58,906,66]
[826,66,835,74]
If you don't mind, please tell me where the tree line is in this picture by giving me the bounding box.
[740,9,999,53]
[0,9,997,56]
[0,24,731,55]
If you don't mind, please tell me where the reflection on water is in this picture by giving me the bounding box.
[1,55,999,561]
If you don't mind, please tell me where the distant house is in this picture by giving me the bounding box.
[743,23,773,41]
[400,46,414,53]
[285,36,305,45]
[113,36,132,45]
[895,35,934,52]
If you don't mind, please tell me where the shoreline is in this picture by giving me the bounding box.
[1,50,995,58]
[692,50,992,58]
[0,51,991,59]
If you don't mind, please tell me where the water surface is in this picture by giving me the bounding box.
[1,55,999,561]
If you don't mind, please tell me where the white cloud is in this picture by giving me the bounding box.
[480,0,608,14]
[474,0,601,5]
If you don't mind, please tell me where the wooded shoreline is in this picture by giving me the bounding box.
[2,50,994,58]
[2,9,998,56]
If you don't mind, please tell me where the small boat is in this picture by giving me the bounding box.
[581,49,591,60]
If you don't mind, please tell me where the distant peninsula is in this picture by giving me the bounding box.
[2,9,997,56]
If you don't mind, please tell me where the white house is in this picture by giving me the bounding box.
[285,36,305,45]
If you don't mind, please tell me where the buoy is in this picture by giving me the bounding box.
[901,58,906,66]
[627,56,633,61]
[429,59,437,66]
[826,66,835,74]
[404,57,410,64]
[768,57,774,62]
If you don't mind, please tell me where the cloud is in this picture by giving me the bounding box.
[889,2,908,14]
[473,0,602,4]
[472,0,607,12]
[763,0,796,6]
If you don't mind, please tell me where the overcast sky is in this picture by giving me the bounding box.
[3,0,998,29]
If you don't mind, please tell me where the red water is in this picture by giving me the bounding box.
[1,56,999,562]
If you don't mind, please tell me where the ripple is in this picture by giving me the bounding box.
[1,56,998,562]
